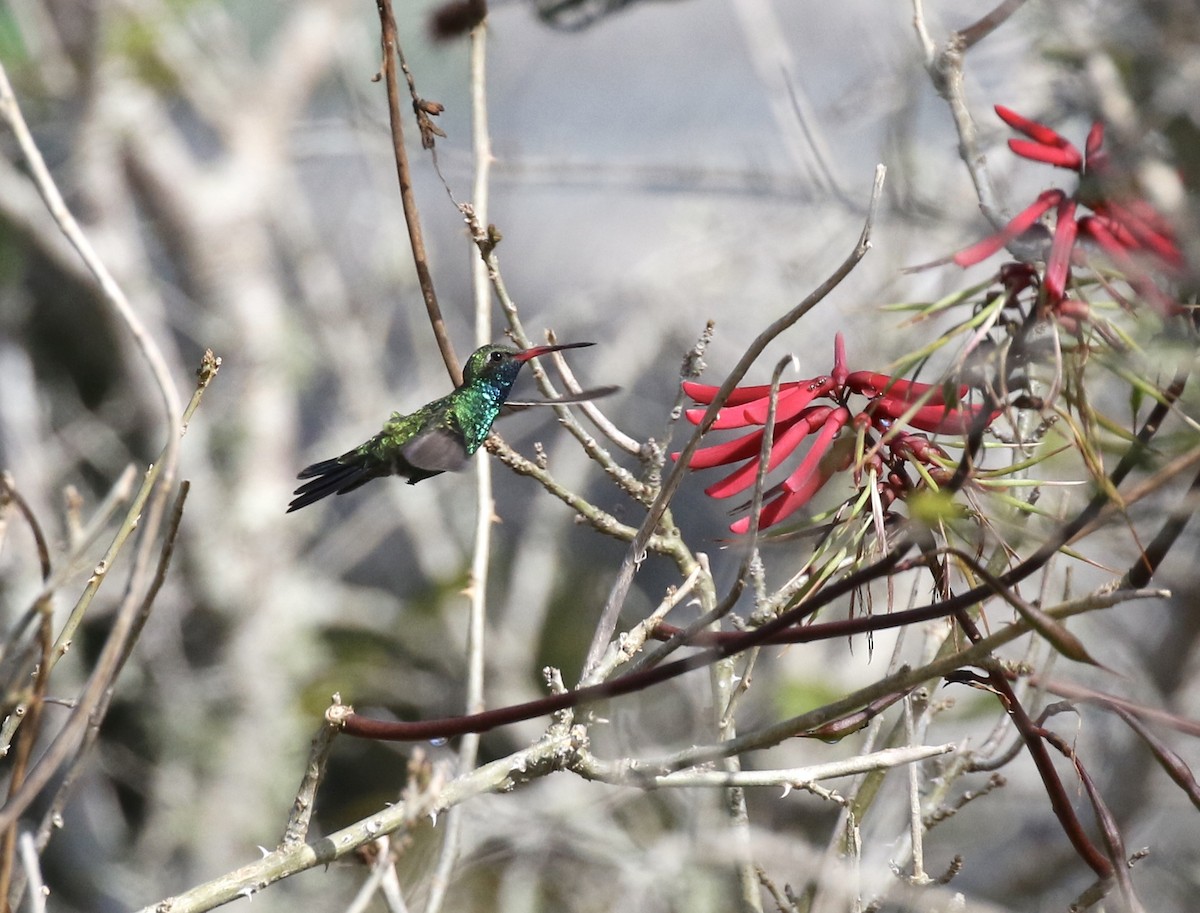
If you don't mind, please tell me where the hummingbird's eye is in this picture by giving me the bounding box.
[489,351,504,362]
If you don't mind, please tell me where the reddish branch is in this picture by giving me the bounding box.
[343,367,1187,741]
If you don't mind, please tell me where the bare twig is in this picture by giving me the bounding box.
[16,832,45,913]
[374,0,460,385]
[344,837,405,913]
[581,563,704,686]
[136,729,584,913]
[0,475,50,580]
[424,21,493,913]
[911,0,1005,229]
[280,711,342,848]
[0,59,185,832]
[582,164,888,677]
[623,356,797,677]
[544,347,641,455]
[574,743,955,789]
[958,0,1028,50]
[29,480,190,871]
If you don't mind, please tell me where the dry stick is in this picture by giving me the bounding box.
[911,0,1008,230]
[0,60,183,833]
[575,743,955,790]
[707,362,792,913]
[2,479,188,912]
[50,353,215,666]
[957,0,1028,50]
[1122,462,1200,589]
[135,729,581,913]
[581,564,704,687]
[0,473,56,897]
[0,476,50,580]
[15,833,44,913]
[374,0,460,385]
[0,467,137,669]
[0,354,214,770]
[0,593,51,910]
[0,64,182,471]
[544,350,641,455]
[423,21,494,913]
[27,481,189,867]
[581,163,888,677]
[17,399,203,891]
[280,713,342,848]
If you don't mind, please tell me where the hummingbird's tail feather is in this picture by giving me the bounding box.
[287,456,379,512]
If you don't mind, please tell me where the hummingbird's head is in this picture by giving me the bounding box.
[464,342,594,388]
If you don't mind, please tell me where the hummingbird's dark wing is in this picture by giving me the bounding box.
[400,427,470,477]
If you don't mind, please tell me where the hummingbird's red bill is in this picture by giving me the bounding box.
[512,342,594,362]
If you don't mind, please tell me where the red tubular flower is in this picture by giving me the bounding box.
[1078,216,1180,316]
[1044,197,1079,303]
[954,105,1185,314]
[866,397,994,435]
[844,372,966,406]
[996,105,1078,156]
[703,405,835,498]
[1096,200,1185,270]
[953,190,1063,269]
[684,378,835,429]
[728,410,853,534]
[673,335,995,533]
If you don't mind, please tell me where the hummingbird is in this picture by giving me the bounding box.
[288,341,604,512]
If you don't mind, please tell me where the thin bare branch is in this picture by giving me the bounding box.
[374,0,460,385]
[583,164,888,677]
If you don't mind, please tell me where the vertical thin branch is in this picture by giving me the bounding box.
[280,712,342,849]
[16,833,44,913]
[903,695,929,884]
[911,0,1007,230]
[424,21,493,913]
[374,0,461,385]
[0,595,51,908]
[712,646,763,913]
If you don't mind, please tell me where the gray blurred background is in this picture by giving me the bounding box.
[1,0,1198,910]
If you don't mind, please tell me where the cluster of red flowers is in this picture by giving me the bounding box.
[681,105,1186,533]
[675,335,994,533]
[954,106,1184,319]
